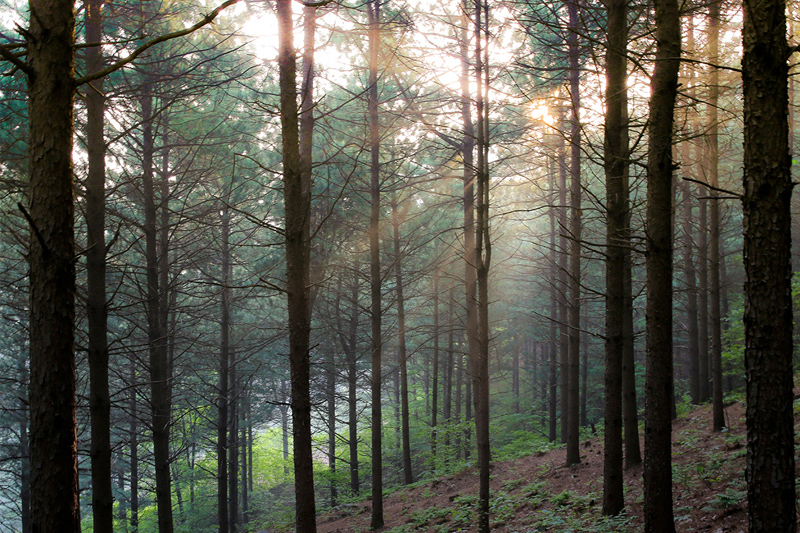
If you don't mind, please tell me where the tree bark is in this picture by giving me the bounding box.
[241,393,249,524]
[548,154,558,443]
[130,364,139,533]
[742,0,797,528]
[565,0,582,467]
[327,341,337,507]
[367,0,383,527]
[431,269,441,465]
[219,201,230,533]
[391,198,414,485]
[140,80,174,533]
[621,227,640,468]
[643,0,680,528]
[558,104,570,446]
[84,0,113,529]
[339,270,360,495]
[472,3,491,530]
[706,0,724,431]
[603,0,627,512]
[229,356,239,532]
[682,179,700,404]
[25,0,80,530]
[444,286,455,462]
[276,0,316,529]
[698,193,710,402]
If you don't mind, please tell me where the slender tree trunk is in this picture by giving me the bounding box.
[643,0,680,528]
[431,269,440,465]
[580,326,588,427]
[706,0,724,431]
[698,193,710,402]
[458,0,478,465]
[621,68,640,466]
[277,0,316,528]
[141,82,174,533]
[444,286,455,462]
[565,0,582,468]
[472,3,492,530]
[84,0,113,529]
[172,462,184,523]
[548,154,558,443]
[327,341,337,507]
[219,201,230,533]
[367,0,383,527]
[391,198,414,484]
[130,364,139,533]
[345,271,360,495]
[229,357,239,532]
[682,179,700,404]
[455,335,463,458]
[603,0,627,512]
[512,343,520,415]
[742,0,797,529]
[116,462,126,525]
[241,394,249,524]
[25,0,80,529]
[558,105,570,445]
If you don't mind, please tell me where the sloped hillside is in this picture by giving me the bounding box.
[315,400,798,532]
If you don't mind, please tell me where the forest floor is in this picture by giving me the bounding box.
[316,399,800,532]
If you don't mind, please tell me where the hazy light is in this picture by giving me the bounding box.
[529,101,555,126]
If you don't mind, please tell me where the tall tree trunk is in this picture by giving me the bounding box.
[580,325,588,427]
[130,364,139,533]
[431,269,440,465]
[558,105,570,445]
[603,0,627,512]
[241,393,249,524]
[327,344,337,507]
[455,335,463,458]
[25,0,80,530]
[512,342,520,415]
[85,0,113,528]
[459,0,478,465]
[643,0,680,528]
[472,2,491,530]
[276,0,316,528]
[367,0,383,527]
[698,194,710,402]
[621,229,640,468]
[391,198,414,484]
[343,271,360,495]
[229,356,238,532]
[565,0,582,468]
[444,285,455,462]
[548,154,558,443]
[682,179,700,404]
[172,462,184,523]
[706,0,724,431]
[141,83,174,533]
[742,0,797,529]
[219,200,230,533]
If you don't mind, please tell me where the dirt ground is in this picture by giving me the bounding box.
[317,400,799,532]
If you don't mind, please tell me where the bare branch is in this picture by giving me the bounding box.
[0,43,31,76]
[682,176,742,200]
